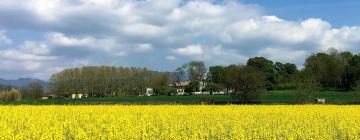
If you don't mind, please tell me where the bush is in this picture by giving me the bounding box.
[0,88,22,101]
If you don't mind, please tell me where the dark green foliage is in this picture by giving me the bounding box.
[273,62,298,89]
[184,81,199,93]
[225,65,267,103]
[206,66,226,94]
[295,70,320,103]
[247,57,276,90]
[348,55,360,89]
[305,52,342,89]
[303,48,359,90]
[207,66,226,84]
[2,90,359,105]
[204,82,222,95]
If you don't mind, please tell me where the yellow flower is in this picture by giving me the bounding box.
[0,105,359,139]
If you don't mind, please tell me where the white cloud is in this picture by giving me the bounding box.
[174,44,203,56]
[123,23,167,37]
[258,48,307,63]
[203,45,248,66]
[134,43,153,52]
[45,32,125,53]
[20,41,50,55]
[319,26,360,51]
[166,56,176,60]
[0,31,12,45]
[0,49,56,61]
[47,32,93,47]
[0,0,360,79]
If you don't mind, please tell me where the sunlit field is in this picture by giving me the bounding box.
[0,105,359,139]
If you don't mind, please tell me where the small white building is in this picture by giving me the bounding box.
[171,81,189,95]
[145,87,154,96]
[71,94,87,99]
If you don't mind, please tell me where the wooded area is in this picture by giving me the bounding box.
[49,66,171,97]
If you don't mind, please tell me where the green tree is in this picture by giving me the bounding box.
[207,66,226,84]
[247,57,276,90]
[225,65,267,103]
[304,52,342,89]
[204,82,222,95]
[339,51,353,89]
[183,61,206,92]
[22,82,45,99]
[184,81,199,94]
[274,62,298,89]
[295,70,319,103]
[348,55,360,89]
[206,66,226,94]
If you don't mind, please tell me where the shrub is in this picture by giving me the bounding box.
[0,88,22,101]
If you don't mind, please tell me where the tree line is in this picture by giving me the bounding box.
[2,48,360,103]
[49,66,171,97]
[0,82,45,101]
[200,48,360,103]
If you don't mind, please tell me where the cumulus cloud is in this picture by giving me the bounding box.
[0,0,360,79]
[173,44,204,56]
[166,56,176,60]
[0,31,12,45]
[134,43,153,52]
[258,48,308,64]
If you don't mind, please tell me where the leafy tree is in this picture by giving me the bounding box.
[348,55,360,89]
[206,66,226,94]
[172,66,186,92]
[225,65,267,103]
[186,61,206,82]
[207,66,226,84]
[247,57,276,90]
[22,82,44,99]
[223,65,238,93]
[173,67,185,83]
[339,51,353,89]
[182,61,206,92]
[304,52,342,89]
[295,70,319,103]
[204,82,222,95]
[184,81,199,93]
[274,62,298,89]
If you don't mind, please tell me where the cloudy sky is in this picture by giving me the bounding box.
[1,0,360,80]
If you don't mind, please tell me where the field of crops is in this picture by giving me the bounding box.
[0,105,359,139]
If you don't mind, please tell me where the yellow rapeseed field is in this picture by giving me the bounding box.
[0,105,359,140]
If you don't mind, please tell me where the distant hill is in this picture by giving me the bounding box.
[0,78,48,89]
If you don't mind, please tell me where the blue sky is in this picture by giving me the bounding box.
[0,0,360,80]
[242,0,360,27]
